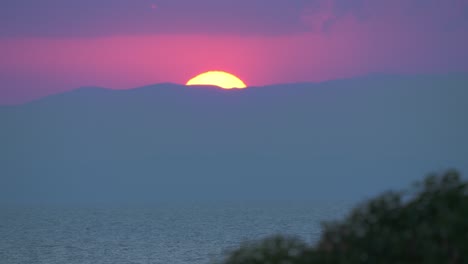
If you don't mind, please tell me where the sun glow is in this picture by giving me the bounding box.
[186,71,247,89]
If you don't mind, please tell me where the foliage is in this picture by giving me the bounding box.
[218,170,468,264]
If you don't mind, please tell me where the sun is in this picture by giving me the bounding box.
[186,71,247,89]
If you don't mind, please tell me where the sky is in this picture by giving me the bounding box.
[1,0,468,104]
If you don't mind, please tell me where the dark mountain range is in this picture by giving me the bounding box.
[1,74,467,205]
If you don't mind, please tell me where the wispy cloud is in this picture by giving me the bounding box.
[0,0,466,37]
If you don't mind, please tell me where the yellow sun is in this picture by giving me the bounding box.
[186,71,247,89]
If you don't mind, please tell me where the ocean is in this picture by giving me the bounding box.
[1,202,351,264]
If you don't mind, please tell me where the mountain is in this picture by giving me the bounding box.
[1,74,468,205]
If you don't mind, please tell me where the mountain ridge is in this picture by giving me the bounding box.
[6,72,467,107]
[1,73,467,205]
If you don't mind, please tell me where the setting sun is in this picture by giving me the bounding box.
[186,71,247,89]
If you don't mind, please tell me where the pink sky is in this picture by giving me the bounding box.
[1,0,467,104]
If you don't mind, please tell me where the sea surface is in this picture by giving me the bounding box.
[0,202,351,264]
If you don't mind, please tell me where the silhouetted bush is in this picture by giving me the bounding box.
[219,170,468,264]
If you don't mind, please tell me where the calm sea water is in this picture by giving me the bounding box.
[0,202,351,264]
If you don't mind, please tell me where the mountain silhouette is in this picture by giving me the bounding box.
[1,74,468,205]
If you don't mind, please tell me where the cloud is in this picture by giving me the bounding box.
[0,0,466,38]
[298,0,468,34]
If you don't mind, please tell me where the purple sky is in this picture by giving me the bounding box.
[1,0,468,104]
